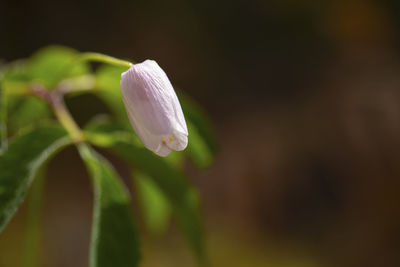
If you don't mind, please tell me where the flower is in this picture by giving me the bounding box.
[120,60,188,157]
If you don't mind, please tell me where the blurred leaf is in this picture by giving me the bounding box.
[134,171,171,235]
[1,60,30,83]
[163,149,185,168]
[84,120,207,263]
[22,167,46,267]
[0,61,39,144]
[179,94,217,168]
[186,121,214,169]
[7,95,51,135]
[0,125,70,233]
[84,115,140,146]
[28,45,90,88]
[0,83,6,152]
[180,94,217,153]
[95,65,129,123]
[78,143,140,267]
[1,60,31,97]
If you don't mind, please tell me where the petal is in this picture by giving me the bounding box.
[124,105,161,152]
[154,144,172,157]
[166,130,188,151]
[170,92,188,135]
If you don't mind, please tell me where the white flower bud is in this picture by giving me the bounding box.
[120,60,188,157]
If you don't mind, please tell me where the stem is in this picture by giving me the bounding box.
[78,52,133,68]
[51,92,84,143]
[30,84,84,143]
[22,168,46,267]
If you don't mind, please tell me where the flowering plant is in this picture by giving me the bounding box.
[0,46,216,267]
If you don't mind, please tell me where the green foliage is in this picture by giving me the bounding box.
[1,60,31,92]
[78,144,140,267]
[95,65,129,122]
[1,60,31,145]
[180,95,217,154]
[0,45,216,267]
[28,46,90,88]
[0,83,6,151]
[84,119,206,257]
[0,46,90,136]
[1,46,90,92]
[0,125,70,232]
[135,171,171,235]
[84,119,207,262]
[22,167,46,267]
[7,95,51,135]
[186,120,214,168]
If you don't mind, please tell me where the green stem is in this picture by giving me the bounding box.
[22,168,46,267]
[30,84,84,143]
[78,52,133,68]
[51,93,84,143]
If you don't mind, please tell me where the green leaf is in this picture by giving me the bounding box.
[0,60,34,148]
[0,125,70,233]
[1,60,31,89]
[7,95,51,135]
[2,58,52,136]
[22,167,46,267]
[28,45,90,88]
[179,94,217,168]
[95,65,129,123]
[180,95,217,153]
[134,171,171,235]
[186,121,214,169]
[78,143,140,267]
[0,82,6,152]
[84,120,206,263]
[84,115,140,147]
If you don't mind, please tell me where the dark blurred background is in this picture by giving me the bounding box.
[2,0,400,266]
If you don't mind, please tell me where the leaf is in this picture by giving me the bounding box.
[0,125,70,232]
[186,120,214,169]
[179,94,217,168]
[179,94,217,155]
[28,45,90,88]
[0,82,6,152]
[134,171,171,235]
[95,65,129,123]
[1,60,31,90]
[84,120,206,263]
[7,95,51,135]
[78,143,140,267]
[22,167,46,267]
[0,60,34,149]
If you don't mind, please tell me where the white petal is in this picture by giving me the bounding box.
[154,144,172,157]
[124,105,160,152]
[166,130,188,151]
[170,93,188,135]
[128,110,172,157]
